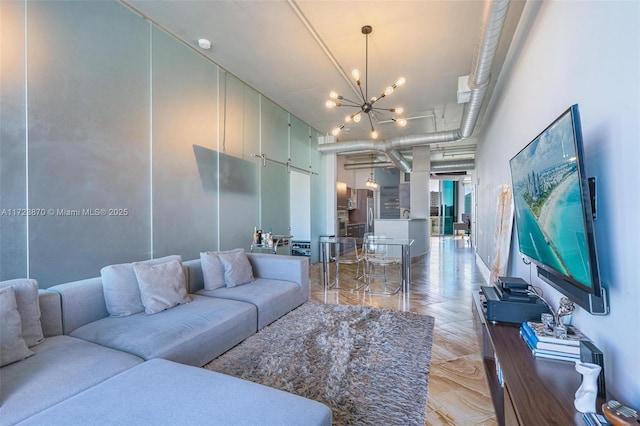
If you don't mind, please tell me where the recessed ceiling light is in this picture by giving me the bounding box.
[197,39,212,50]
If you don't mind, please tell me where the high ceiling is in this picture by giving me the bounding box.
[124,0,525,166]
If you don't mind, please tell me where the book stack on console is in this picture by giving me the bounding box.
[519,320,588,362]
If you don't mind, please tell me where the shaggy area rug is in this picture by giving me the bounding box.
[204,302,434,425]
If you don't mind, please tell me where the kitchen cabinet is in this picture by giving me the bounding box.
[348,189,373,224]
[380,185,400,219]
[346,223,365,239]
[337,182,348,210]
[347,187,357,209]
[399,183,410,208]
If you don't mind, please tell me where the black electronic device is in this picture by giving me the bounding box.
[580,340,606,398]
[495,276,537,303]
[498,276,529,290]
[482,285,550,324]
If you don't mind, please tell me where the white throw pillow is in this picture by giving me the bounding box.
[0,287,35,367]
[217,249,255,288]
[101,255,182,317]
[0,278,44,347]
[133,259,191,315]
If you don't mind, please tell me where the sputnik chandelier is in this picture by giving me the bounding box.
[325,25,407,140]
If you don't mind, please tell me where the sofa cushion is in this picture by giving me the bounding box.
[200,251,226,290]
[69,295,257,366]
[197,278,303,329]
[0,278,44,347]
[0,335,143,425]
[0,287,34,367]
[218,249,255,287]
[101,255,181,317]
[19,358,332,426]
[133,259,191,315]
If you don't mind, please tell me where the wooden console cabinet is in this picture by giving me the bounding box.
[472,292,603,425]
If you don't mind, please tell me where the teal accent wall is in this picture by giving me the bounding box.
[441,181,454,235]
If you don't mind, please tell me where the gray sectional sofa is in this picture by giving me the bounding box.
[0,251,332,425]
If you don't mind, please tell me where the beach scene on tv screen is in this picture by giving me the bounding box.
[510,112,592,289]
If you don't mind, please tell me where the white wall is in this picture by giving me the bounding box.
[476,1,639,405]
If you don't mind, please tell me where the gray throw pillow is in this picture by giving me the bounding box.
[133,259,191,315]
[217,249,255,288]
[200,249,239,290]
[0,278,44,347]
[0,287,35,367]
[101,255,182,317]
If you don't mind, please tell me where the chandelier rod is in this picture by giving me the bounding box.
[365,26,369,100]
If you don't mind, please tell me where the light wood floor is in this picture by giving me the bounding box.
[308,236,497,426]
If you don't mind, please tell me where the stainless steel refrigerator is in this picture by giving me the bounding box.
[365,195,375,235]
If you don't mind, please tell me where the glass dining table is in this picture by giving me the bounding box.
[318,236,414,293]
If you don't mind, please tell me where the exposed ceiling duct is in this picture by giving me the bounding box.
[344,159,475,173]
[318,0,511,173]
[430,160,476,173]
[344,161,394,170]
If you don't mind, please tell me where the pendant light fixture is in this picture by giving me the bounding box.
[365,154,380,189]
[325,25,407,140]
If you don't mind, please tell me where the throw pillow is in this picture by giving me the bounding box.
[200,250,235,290]
[101,255,182,317]
[217,249,255,288]
[0,287,35,367]
[0,278,44,347]
[133,259,191,315]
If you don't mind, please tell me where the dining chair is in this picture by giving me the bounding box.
[329,237,365,290]
[362,234,401,295]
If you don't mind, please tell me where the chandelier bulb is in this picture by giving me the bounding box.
[331,127,342,136]
[396,118,407,127]
[393,107,404,114]
[371,129,378,139]
[353,113,361,123]
[352,69,360,83]
[329,91,339,99]
[325,100,337,108]
[345,115,352,123]
[384,86,394,96]
[396,77,406,86]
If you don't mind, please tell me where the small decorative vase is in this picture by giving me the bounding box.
[574,361,602,413]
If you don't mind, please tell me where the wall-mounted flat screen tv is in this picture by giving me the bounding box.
[509,104,608,314]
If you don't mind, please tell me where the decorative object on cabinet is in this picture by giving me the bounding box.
[574,361,602,413]
[250,233,292,255]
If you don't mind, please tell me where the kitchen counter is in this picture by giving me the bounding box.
[373,218,430,258]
